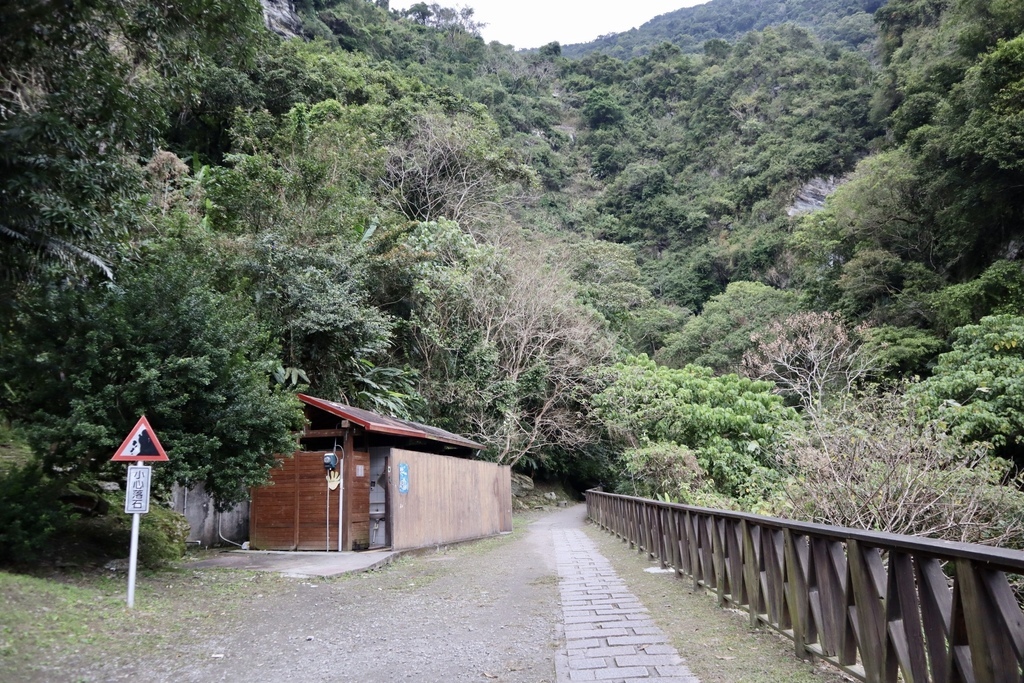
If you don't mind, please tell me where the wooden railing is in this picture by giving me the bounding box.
[585,489,1024,683]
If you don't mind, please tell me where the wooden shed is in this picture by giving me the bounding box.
[249,394,513,551]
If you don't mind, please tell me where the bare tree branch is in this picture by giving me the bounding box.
[742,311,875,420]
[781,390,1024,546]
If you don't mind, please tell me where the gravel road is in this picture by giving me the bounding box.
[12,504,845,683]
[84,508,575,683]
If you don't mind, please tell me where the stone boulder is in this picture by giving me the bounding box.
[511,473,535,497]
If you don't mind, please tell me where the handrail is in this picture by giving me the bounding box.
[585,489,1024,683]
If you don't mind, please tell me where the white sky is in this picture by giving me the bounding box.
[394,1,710,50]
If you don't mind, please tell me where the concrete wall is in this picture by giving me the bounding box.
[170,483,249,548]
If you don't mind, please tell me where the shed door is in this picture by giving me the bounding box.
[296,451,340,551]
[343,450,371,550]
[250,452,301,550]
[251,451,342,551]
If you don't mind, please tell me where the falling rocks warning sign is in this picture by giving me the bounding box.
[111,416,169,462]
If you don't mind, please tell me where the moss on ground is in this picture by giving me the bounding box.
[51,495,190,569]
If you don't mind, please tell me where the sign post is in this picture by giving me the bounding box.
[111,416,168,609]
[125,464,152,608]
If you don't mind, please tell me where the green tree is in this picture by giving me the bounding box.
[566,239,689,353]
[0,0,263,284]
[406,2,433,24]
[656,282,801,373]
[236,234,406,414]
[0,252,303,507]
[538,42,562,59]
[791,150,942,323]
[859,325,945,376]
[562,23,876,314]
[561,0,882,58]
[582,88,626,128]
[930,261,1024,334]
[592,356,799,505]
[912,315,1024,461]
[821,0,1024,329]
[200,100,416,415]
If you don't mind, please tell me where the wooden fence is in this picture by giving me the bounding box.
[585,489,1024,683]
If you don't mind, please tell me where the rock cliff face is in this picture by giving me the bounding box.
[786,176,847,216]
[261,0,302,38]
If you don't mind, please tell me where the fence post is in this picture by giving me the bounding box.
[742,520,760,628]
[784,529,810,661]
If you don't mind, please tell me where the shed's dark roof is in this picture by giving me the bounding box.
[297,394,483,451]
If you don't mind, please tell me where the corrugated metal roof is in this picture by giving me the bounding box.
[296,394,483,451]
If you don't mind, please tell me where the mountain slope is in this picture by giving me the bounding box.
[561,0,886,59]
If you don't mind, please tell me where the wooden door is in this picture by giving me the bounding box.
[251,451,343,551]
[295,452,340,551]
[250,452,302,550]
[343,450,371,550]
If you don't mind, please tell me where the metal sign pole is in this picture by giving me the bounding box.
[124,463,152,608]
[344,458,348,548]
[127,512,141,608]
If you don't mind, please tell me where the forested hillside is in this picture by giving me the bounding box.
[3,0,1024,561]
[561,0,886,58]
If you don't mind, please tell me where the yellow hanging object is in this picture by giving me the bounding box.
[327,470,341,491]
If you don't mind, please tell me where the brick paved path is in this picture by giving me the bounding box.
[552,526,700,683]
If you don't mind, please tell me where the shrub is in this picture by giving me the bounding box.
[0,463,69,563]
[911,314,1024,456]
[0,465,189,569]
[592,356,799,507]
[56,495,189,569]
[657,281,800,373]
[617,442,738,510]
[780,390,1024,547]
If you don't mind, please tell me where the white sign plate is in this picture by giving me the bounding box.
[125,464,152,514]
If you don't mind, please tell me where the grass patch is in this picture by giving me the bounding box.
[582,522,852,683]
[0,566,290,682]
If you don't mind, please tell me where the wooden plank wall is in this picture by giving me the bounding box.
[251,451,343,551]
[343,450,370,550]
[250,451,302,550]
[387,449,512,551]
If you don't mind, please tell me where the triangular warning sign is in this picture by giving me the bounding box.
[111,416,169,462]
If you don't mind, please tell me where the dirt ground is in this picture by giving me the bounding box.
[156,515,563,683]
